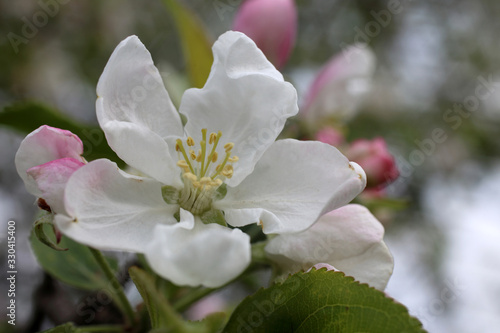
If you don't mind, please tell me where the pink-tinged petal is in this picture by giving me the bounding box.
[233,0,297,69]
[15,125,85,197]
[27,158,84,214]
[145,210,251,287]
[265,204,394,290]
[180,31,298,187]
[96,35,183,183]
[346,137,399,188]
[185,293,226,321]
[214,139,366,234]
[54,159,177,253]
[302,44,376,121]
[315,126,345,146]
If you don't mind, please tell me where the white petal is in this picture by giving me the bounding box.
[100,121,182,187]
[180,31,298,186]
[96,36,183,181]
[214,139,366,234]
[145,212,251,288]
[15,125,84,197]
[265,204,394,290]
[54,159,177,253]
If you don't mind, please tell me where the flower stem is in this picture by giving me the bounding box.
[89,247,136,326]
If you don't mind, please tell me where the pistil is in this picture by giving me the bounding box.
[175,129,238,215]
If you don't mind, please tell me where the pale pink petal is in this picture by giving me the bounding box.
[265,204,394,290]
[15,125,85,196]
[233,0,297,69]
[302,44,376,121]
[27,158,84,214]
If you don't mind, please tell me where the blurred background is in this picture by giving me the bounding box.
[1,0,499,332]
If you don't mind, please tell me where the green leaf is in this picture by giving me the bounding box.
[0,101,122,165]
[33,212,68,251]
[30,224,118,291]
[193,312,227,332]
[223,269,426,333]
[162,0,213,88]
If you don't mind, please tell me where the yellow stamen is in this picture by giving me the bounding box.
[200,177,212,185]
[212,152,218,163]
[176,139,194,173]
[228,156,239,163]
[189,150,196,160]
[202,131,222,177]
[224,142,234,152]
[222,165,234,178]
[209,132,217,145]
[187,137,195,146]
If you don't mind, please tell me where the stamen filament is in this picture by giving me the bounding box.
[202,131,222,177]
[200,129,208,177]
[176,139,195,174]
[211,151,232,178]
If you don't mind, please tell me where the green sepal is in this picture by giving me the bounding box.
[174,211,181,222]
[162,185,180,204]
[200,209,227,227]
[33,212,67,251]
[214,183,227,201]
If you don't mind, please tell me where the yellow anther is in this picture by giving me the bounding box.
[176,139,194,173]
[215,164,222,172]
[222,165,234,178]
[228,156,239,163]
[213,178,223,186]
[187,137,195,146]
[175,143,180,152]
[183,172,197,182]
[212,152,218,163]
[200,177,212,185]
[196,150,202,162]
[177,160,188,168]
[224,142,234,152]
[189,150,196,160]
[209,132,217,145]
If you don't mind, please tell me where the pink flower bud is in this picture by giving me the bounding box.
[15,125,86,214]
[346,138,399,189]
[232,0,297,69]
[302,44,376,122]
[315,127,345,146]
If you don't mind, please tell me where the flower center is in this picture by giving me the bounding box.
[175,129,238,215]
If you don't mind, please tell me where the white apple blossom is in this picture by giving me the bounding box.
[50,31,366,288]
[265,204,394,290]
